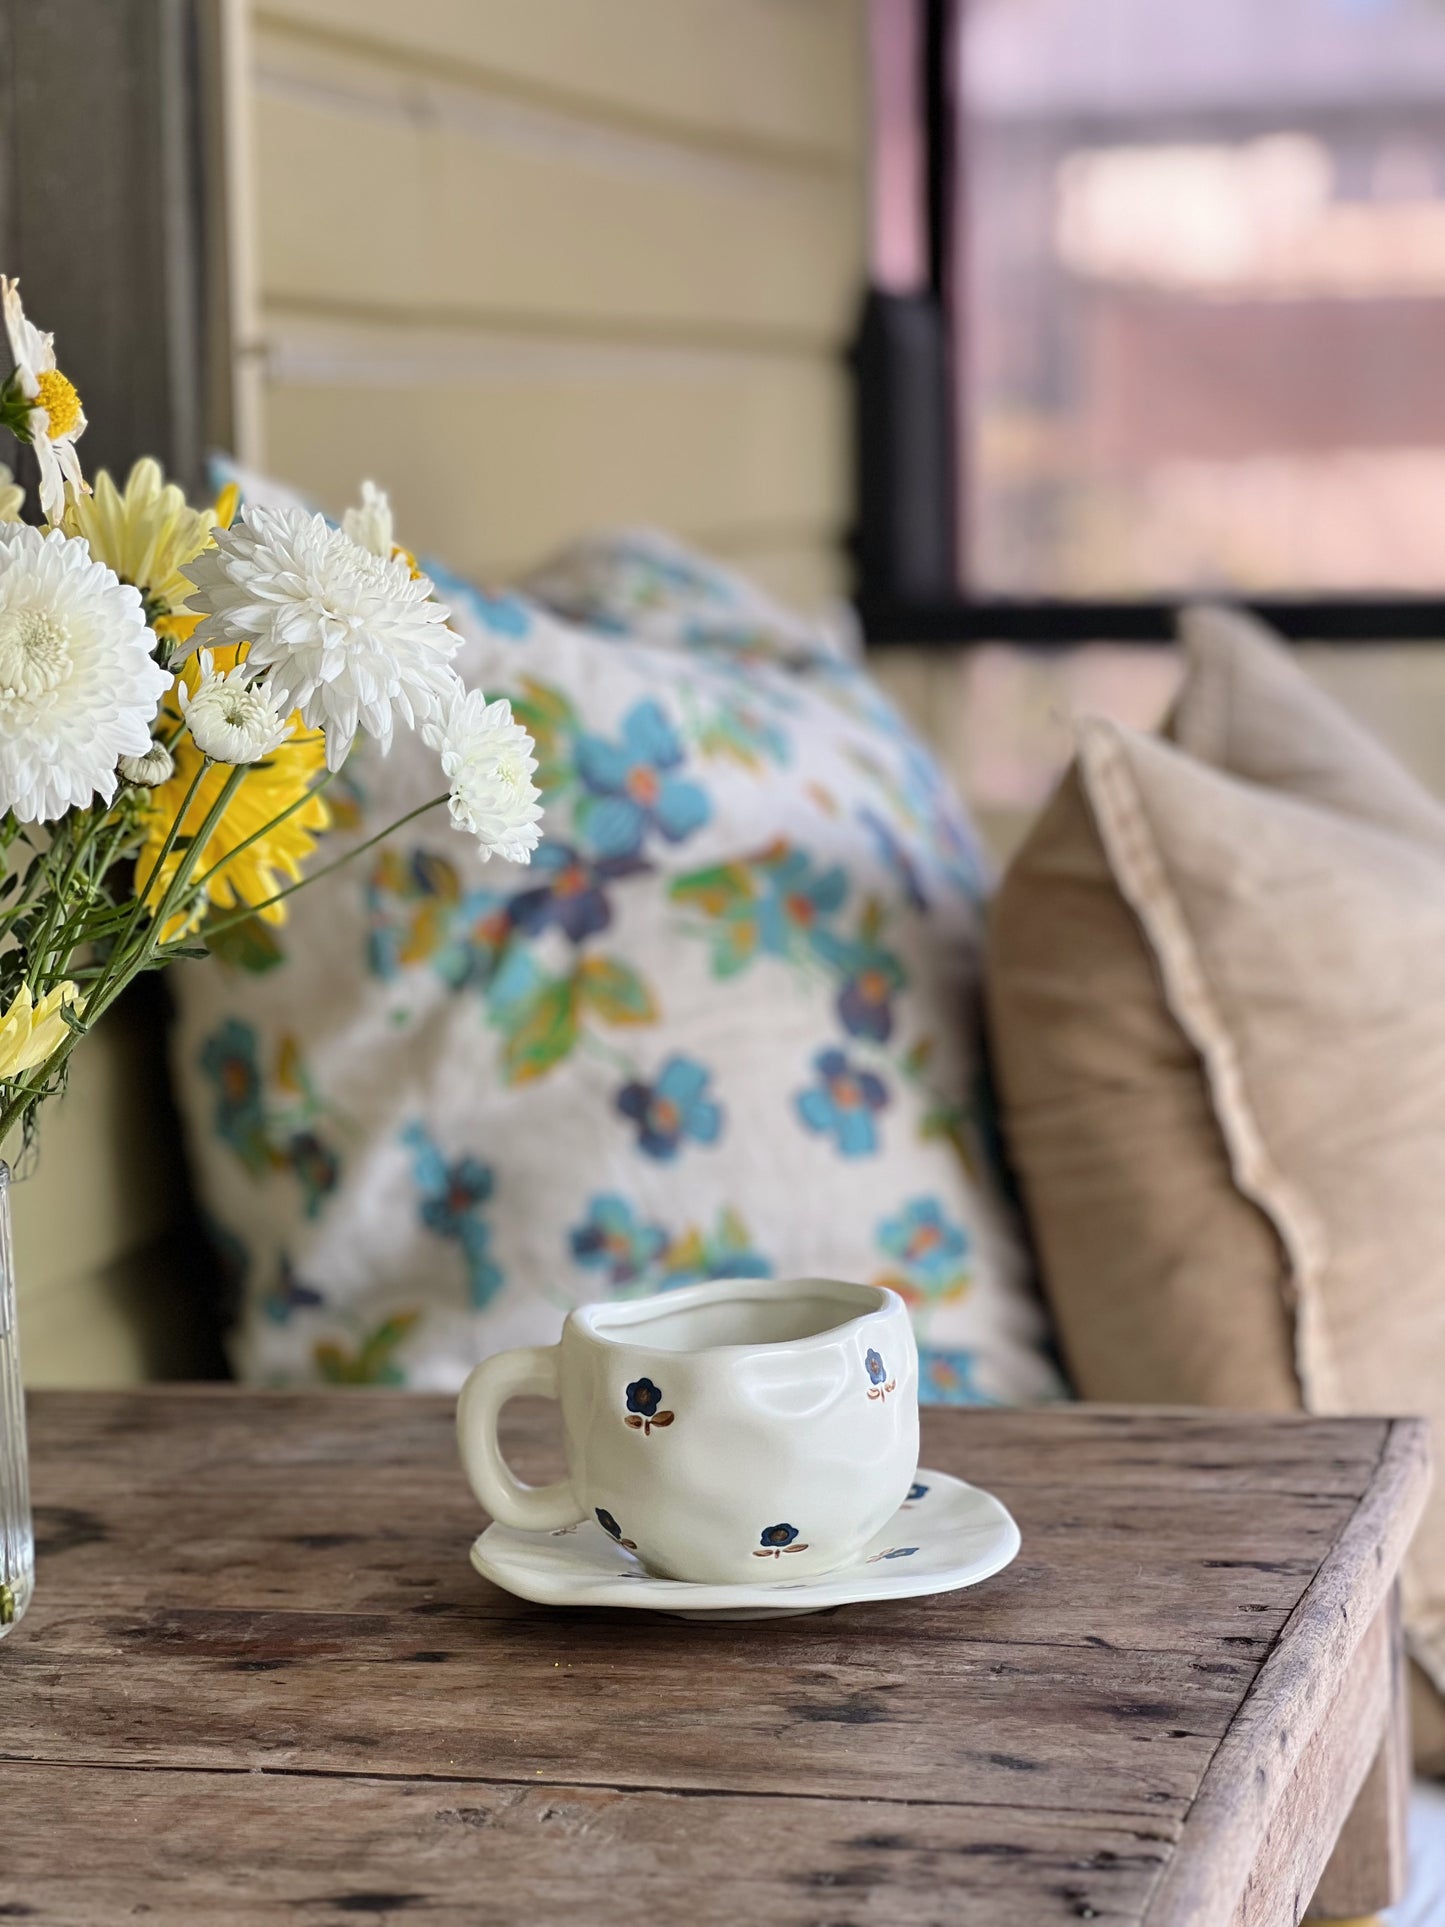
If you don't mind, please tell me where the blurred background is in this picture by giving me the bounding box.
[5,0,1445,1377]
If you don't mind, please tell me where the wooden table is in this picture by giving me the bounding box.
[0,1392,1428,1925]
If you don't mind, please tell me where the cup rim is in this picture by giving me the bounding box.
[569,1276,902,1357]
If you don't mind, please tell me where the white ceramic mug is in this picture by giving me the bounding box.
[456,1276,919,1584]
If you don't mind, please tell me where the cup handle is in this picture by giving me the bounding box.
[456,1344,583,1531]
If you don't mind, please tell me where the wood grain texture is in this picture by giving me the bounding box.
[0,1395,1424,1926]
[1308,1591,1411,1918]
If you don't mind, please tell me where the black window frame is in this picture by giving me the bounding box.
[853,0,1445,650]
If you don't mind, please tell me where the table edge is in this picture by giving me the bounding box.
[1140,1414,1432,1926]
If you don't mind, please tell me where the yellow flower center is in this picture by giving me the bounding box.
[0,608,72,705]
[33,368,82,440]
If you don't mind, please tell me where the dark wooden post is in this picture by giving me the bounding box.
[0,0,231,504]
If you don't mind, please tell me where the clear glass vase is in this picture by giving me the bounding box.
[0,1164,31,1636]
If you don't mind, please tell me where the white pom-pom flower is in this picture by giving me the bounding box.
[424,686,543,863]
[0,523,169,823]
[181,504,459,772]
[341,479,396,561]
[178,649,293,765]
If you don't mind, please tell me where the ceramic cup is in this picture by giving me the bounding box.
[456,1276,919,1584]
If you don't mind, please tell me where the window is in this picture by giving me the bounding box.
[957,0,1445,600]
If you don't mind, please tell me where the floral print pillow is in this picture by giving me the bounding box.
[169,526,1064,1406]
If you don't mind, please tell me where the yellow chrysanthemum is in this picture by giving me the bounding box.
[136,645,331,939]
[61,458,227,633]
[0,982,83,1081]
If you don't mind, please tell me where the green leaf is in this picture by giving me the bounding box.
[668,863,754,918]
[574,955,657,1027]
[204,916,286,975]
[511,675,579,739]
[501,976,578,1085]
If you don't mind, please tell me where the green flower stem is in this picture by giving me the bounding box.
[187,766,338,900]
[86,758,210,1009]
[193,791,449,943]
[83,765,247,1029]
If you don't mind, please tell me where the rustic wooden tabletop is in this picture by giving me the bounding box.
[0,1392,1428,1925]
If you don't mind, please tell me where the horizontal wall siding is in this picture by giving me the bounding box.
[253,0,863,159]
[244,0,865,601]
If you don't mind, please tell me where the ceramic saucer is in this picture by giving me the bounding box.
[469,1467,1020,1620]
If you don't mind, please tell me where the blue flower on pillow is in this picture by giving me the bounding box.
[755,844,849,956]
[918,1346,996,1407]
[878,1197,970,1296]
[402,1122,504,1309]
[575,700,710,858]
[617,1054,722,1161]
[508,841,649,945]
[832,940,906,1043]
[795,1048,889,1158]
[570,1193,670,1286]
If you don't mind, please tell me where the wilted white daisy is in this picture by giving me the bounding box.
[0,464,22,524]
[341,479,395,561]
[0,523,169,823]
[178,649,293,764]
[118,741,175,788]
[181,504,459,772]
[424,686,542,863]
[0,277,88,525]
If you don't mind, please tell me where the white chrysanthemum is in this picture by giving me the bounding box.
[118,741,175,788]
[423,687,543,863]
[341,479,395,561]
[181,504,459,772]
[0,523,169,823]
[1,277,88,526]
[177,649,293,764]
[0,465,23,524]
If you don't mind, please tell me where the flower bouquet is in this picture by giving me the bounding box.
[0,278,543,1632]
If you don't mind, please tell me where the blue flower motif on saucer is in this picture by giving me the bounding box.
[904,1481,929,1507]
[617,1055,722,1161]
[865,1347,897,1403]
[624,1377,674,1435]
[595,1508,637,1552]
[755,1522,810,1559]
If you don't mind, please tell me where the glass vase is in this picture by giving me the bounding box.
[0,1164,31,1636]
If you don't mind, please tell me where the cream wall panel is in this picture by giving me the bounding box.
[252,33,861,345]
[261,327,848,577]
[254,0,863,161]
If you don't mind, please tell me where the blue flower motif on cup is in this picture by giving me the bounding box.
[865,1347,897,1403]
[754,1523,810,1559]
[794,1048,889,1158]
[574,699,710,859]
[617,1055,722,1162]
[624,1377,675,1435]
[595,1508,638,1552]
[866,1545,920,1563]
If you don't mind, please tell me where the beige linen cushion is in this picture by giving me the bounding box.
[986,610,1445,1762]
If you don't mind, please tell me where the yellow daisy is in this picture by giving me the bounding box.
[0,982,83,1081]
[136,645,331,939]
[61,459,234,636]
